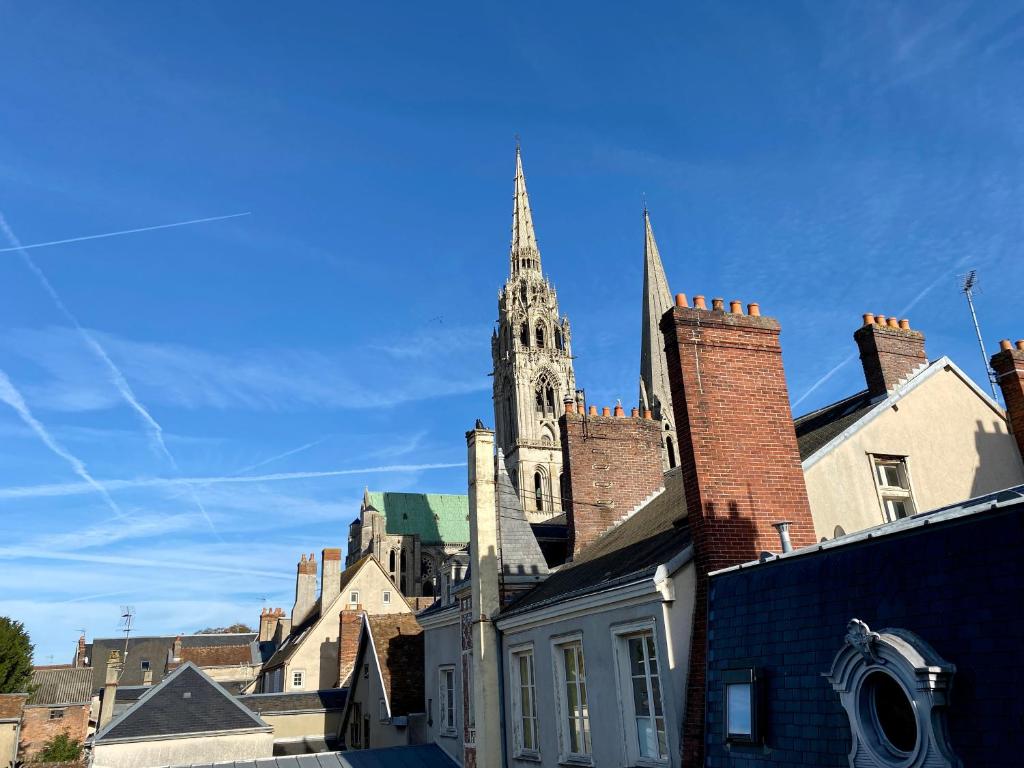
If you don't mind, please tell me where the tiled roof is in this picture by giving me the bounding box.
[238,689,347,714]
[366,491,469,544]
[0,694,27,719]
[366,614,424,717]
[181,633,257,648]
[179,643,254,667]
[501,469,690,617]
[95,663,269,742]
[793,389,876,460]
[27,667,93,706]
[170,743,459,767]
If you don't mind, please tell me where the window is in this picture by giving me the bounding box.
[553,636,591,762]
[722,668,759,745]
[536,324,545,348]
[535,373,556,415]
[826,618,959,768]
[614,625,669,763]
[382,590,391,605]
[439,666,456,736]
[534,471,544,511]
[555,327,563,350]
[666,435,676,469]
[520,323,529,346]
[291,670,304,689]
[48,708,65,720]
[349,590,360,605]
[388,549,397,582]
[510,646,539,758]
[349,702,362,748]
[379,698,389,722]
[871,456,916,522]
[140,659,151,671]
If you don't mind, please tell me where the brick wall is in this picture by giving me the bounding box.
[559,404,665,557]
[660,297,816,768]
[991,339,1024,462]
[705,502,1024,766]
[337,608,364,687]
[19,704,89,761]
[853,314,927,397]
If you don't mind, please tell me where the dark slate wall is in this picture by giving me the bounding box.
[705,504,1024,767]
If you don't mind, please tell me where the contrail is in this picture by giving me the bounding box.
[0,462,468,500]
[0,369,127,518]
[0,212,251,254]
[0,212,220,537]
[793,255,972,409]
[231,437,330,476]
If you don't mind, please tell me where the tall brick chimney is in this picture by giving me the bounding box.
[321,548,342,608]
[991,339,1024,462]
[560,402,664,557]
[74,633,87,667]
[854,313,928,397]
[292,553,317,627]
[660,294,817,768]
[98,650,121,728]
[337,607,364,687]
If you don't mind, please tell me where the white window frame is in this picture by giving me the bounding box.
[290,669,304,689]
[509,642,540,760]
[551,632,592,765]
[611,620,669,766]
[869,454,917,522]
[349,590,360,605]
[438,665,456,737]
[382,590,391,605]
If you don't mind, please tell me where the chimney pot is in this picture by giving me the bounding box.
[675,293,688,308]
[1000,339,1012,351]
[899,318,910,330]
[747,302,760,317]
[631,407,640,417]
[601,406,611,417]
[643,408,653,419]
[589,404,598,416]
[875,314,886,326]
[693,295,707,309]
[1017,340,1024,351]
[887,317,899,328]
[862,312,875,326]
[729,300,742,313]
[614,403,625,417]
[711,297,725,311]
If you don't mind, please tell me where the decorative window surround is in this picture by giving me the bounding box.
[825,619,960,768]
[438,665,456,737]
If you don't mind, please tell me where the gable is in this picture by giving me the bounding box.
[97,664,268,742]
[367,492,469,544]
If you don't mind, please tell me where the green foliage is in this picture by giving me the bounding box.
[0,616,33,694]
[194,623,254,634]
[35,733,82,762]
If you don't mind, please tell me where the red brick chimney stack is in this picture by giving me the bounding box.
[559,403,664,558]
[854,313,927,398]
[337,606,364,687]
[991,339,1024,462]
[660,296,816,768]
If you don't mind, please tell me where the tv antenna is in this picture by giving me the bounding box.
[118,606,135,679]
[959,270,1000,402]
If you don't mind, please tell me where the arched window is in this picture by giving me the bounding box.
[388,550,397,583]
[559,472,568,508]
[534,472,544,511]
[535,373,555,415]
[666,435,677,469]
[400,549,408,595]
[536,324,545,348]
[520,323,529,346]
[554,328,563,350]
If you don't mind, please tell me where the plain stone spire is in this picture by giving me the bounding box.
[639,208,679,470]
[510,145,541,274]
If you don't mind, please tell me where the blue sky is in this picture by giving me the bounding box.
[1,1,1021,662]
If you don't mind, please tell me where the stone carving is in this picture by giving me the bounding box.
[845,618,883,665]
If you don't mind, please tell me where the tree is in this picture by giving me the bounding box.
[194,623,254,634]
[35,733,82,762]
[0,617,33,694]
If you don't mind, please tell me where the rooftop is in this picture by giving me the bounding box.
[169,744,458,767]
[27,667,93,707]
[364,490,469,545]
[237,689,347,714]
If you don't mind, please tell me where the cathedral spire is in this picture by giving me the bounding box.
[639,208,678,469]
[510,144,541,275]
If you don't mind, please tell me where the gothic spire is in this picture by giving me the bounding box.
[510,144,541,274]
[639,208,674,421]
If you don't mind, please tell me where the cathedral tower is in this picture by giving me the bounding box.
[639,208,679,470]
[492,146,576,521]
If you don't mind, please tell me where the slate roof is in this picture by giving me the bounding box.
[366,614,424,717]
[496,450,549,583]
[793,389,876,460]
[365,491,469,544]
[94,662,270,743]
[238,689,348,714]
[169,743,459,767]
[501,470,690,617]
[27,667,93,706]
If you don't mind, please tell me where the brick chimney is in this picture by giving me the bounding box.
[292,553,317,627]
[337,606,364,687]
[660,295,817,768]
[74,633,87,667]
[854,313,928,397]
[321,548,342,608]
[258,608,275,643]
[991,339,1024,462]
[560,402,664,557]
[171,635,182,664]
[98,650,121,728]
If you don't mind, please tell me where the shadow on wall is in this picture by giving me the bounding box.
[971,419,1023,498]
[320,638,340,689]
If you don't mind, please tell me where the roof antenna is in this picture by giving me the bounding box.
[959,269,1001,403]
[118,606,135,681]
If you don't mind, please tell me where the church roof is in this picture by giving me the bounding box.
[365,491,469,545]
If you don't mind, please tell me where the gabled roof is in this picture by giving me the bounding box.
[501,469,690,617]
[364,614,424,718]
[27,667,93,706]
[238,689,347,714]
[94,662,270,743]
[169,743,459,767]
[796,356,1006,468]
[364,491,469,545]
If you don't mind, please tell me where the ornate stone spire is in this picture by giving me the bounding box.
[510,145,541,275]
[639,208,679,470]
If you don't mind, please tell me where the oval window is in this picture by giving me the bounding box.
[861,671,917,756]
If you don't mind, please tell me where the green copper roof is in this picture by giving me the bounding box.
[366,491,470,544]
